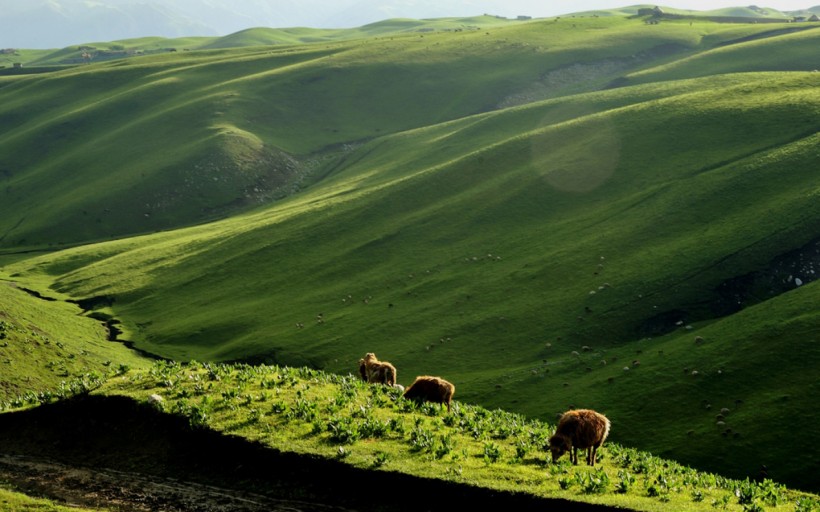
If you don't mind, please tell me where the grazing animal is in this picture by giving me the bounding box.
[548,409,610,466]
[403,375,455,412]
[358,353,397,386]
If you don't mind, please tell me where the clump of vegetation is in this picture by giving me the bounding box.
[0,372,107,411]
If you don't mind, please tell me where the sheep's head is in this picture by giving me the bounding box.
[548,434,571,463]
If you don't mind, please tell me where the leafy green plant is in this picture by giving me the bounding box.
[359,416,389,439]
[616,470,635,494]
[734,478,758,506]
[433,434,455,460]
[513,439,529,461]
[711,495,731,509]
[289,398,318,422]
[482,441,501,464]
[755,478,785,506]
[326,416,360,444]
[172,399,209,428]
[372,451,389,468]
[558,475,574,490]
[409,425,435,453]
[795,496,819,512]
[387,417,405,436]
[647,473,671,502]
[579,468,610,494]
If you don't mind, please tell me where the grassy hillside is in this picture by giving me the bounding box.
[0,273,151,403]
[15,15,522,67]
[2,12,820,497]
[2,361,817,511]
[658,6,790,19]
[2,16,817,251]
[625,25,820,84]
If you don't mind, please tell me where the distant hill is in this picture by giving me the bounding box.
[2,0,814,49]
[0,0,543,48]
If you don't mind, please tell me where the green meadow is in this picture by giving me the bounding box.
[1,8,820,510]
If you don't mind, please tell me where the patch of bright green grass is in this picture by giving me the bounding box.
[0,273,151,403]
[98,361,820,512]
[0,485,107,512]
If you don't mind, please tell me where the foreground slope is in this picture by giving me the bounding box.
[3,15,820,492]
[3,362,818,511]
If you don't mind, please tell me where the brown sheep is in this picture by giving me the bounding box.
[402,375,455,412]
[358,353,397,386]
[548,409,610,466]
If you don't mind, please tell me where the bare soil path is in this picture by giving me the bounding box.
[0,454,348,511]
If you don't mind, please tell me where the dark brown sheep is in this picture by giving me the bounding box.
[548,409,610,465]
[358,352,397,386]
[402,375,455,412]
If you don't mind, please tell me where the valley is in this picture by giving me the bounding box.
[1,6,819,511]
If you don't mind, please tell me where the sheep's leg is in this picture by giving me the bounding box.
[589,446,596,466]
[571,446,578,465]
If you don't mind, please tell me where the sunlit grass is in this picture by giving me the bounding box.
[0,485,107,512]
[99,361,820,511]
[0,275,151,402]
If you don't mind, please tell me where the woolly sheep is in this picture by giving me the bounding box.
[358,353,397,386]
[548,409,611,466]
[403,375,455,412]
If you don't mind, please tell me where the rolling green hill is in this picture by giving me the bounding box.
[11,15,523,68]
[1,12,820,498]
[3,17,818,251]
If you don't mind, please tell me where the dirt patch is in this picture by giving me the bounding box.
[0,395,618,512]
